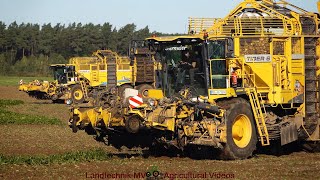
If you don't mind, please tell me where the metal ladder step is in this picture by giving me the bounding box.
[80,81,88,98]
[247,88,270,146]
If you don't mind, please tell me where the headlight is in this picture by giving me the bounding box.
[148,98,155,107]
[66,99,73,105]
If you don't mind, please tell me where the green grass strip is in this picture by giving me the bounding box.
[0,99,24,107]
[0,99,62,125]
[0,149,111,165]
[0,76,53,86]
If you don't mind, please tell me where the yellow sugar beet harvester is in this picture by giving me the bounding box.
[69,0,320,159]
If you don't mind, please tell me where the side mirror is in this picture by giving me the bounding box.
[130,59,134,66]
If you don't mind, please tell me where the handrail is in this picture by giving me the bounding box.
[188,17,221,34]
[188,0,307,37]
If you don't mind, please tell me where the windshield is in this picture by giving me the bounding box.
[52,66,75,84]
[157,44,207,97]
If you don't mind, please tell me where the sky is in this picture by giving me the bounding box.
[0,0,318,33]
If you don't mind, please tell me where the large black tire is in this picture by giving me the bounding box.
[136,84,154,98]
[301,142,320,152]
[71,115,79,133]
[71,84,84,104]
[218,98,257,160]
[125,116,141,133]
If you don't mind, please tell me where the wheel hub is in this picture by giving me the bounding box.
[232,114,252,148]
[142,89,149,97]
[74,90,83,100]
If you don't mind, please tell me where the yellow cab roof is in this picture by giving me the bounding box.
[146,35,204,44]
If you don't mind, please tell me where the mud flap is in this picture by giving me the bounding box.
[281,123,298,146]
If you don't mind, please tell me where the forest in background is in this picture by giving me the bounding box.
[0,21,176,76]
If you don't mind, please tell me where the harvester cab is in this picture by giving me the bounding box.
[147,36,207,97]
[50,64,76,85]
[47,64,78,102]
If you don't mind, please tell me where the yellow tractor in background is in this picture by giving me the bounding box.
[18,79,57,100]
[20,43,158,103]
[65,45,158,104]
[47,50,135,103]
[18,57,98,102]
[69,0,320,159]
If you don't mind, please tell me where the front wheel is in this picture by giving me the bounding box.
[218,98,257,160]
[71,84,84,104]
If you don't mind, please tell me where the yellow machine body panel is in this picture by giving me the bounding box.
[188,0,320,142]
[53,51,135,87]
[207,36,307,107]
[116,56,133,86]
[91,50,134,87]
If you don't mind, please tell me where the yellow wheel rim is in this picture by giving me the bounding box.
[232,114,252,148]
[73,89,83,100]
[142,89,149,98]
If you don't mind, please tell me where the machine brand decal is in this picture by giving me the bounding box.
[245,54,271,63]
[129,95,143,108]
[78,70,90,73]
[165,46,187,51]
[210,90,227,95]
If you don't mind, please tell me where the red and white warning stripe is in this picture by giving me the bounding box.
[129,94,143,108]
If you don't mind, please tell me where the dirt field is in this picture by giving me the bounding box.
[1,85,320,180]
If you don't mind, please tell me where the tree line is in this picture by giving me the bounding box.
[0,21,174,76]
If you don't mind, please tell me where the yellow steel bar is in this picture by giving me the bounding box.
[278,0,309,14]
[260,17,264,36]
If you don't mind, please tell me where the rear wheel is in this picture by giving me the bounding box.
[71,84,84,103]
[218,98,257,160]
[301,142,320,152]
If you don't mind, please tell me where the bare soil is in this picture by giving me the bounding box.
[1,85,320,180]
[0,86,114,156]
[0,124,113,156]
